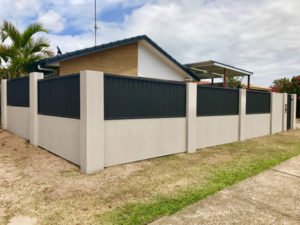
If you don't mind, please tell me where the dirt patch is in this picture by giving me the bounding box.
[7,216,37,225]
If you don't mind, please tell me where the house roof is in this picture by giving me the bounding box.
[35,35,198,80]
[185,60,253,79]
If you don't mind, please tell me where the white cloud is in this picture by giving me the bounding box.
[38,10,65,33]
[1,0,300,86]
[47,33,94,54]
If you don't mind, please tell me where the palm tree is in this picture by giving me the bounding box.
[0,20,53,78]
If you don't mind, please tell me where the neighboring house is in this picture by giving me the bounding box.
[35,35,197,81]
[245,84,271,92]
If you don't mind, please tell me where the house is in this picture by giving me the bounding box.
[35,35,198,82]
[35,35,254,87]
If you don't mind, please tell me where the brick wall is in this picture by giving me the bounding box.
[59,43,138,76]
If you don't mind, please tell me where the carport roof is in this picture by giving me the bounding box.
[185,60,253,79]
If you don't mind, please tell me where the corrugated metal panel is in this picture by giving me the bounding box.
[197,85,239,116]
[38,74,80,119]
[104,74,186,119]
[7,76,29,107]
[246,90,270,114]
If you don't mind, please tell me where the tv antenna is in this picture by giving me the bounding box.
[94,0,100,46]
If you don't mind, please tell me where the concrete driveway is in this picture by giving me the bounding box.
[151,155,300,225]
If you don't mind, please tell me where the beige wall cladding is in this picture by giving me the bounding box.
[7,106,30,140]
[59,43,138,76]
[196,115,240,149]
[104,118,186,167]
[245,114,271,139]
[38,115,80,165]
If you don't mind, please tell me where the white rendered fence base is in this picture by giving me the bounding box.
[7,106,30,139]
[38,115,80,165]
[196,115,239,149]
[104,118,186,166]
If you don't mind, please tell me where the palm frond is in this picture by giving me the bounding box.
[1,21,53,77]
[29,36,50,53]
[0,20,22,47]
[21,22,48,47]
[0,44,12,62]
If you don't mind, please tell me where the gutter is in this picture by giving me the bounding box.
[37,64,56,72]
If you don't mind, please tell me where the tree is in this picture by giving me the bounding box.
[272,76,300,94]
[273,76,300,118]
[290,76,300,96]
[227,76,242,88]
[0,20,53,78]
[0,67,8,79]
[272,77,293,93]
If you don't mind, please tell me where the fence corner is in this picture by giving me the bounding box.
[80,70,105,174]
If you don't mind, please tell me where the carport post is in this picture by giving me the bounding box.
[223,68,227,88]
[247,75,250,89]
[186,82,197,153]
[80,70,104,174]
[238,88,246,141]
[29,72,44,146]
[1,79,7,129]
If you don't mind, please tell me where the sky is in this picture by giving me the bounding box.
[1,0,300,86]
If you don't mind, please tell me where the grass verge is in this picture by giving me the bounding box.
[96,131,300,225]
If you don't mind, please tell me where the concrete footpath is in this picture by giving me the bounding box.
[151,155,300,225]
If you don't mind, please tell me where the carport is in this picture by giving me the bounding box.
[185,60,253,88]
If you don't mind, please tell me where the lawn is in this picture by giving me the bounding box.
[1,129,300,225]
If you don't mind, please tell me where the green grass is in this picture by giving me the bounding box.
[95,132,300,225]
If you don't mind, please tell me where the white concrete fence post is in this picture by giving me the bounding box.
[270,92,274,134]
[186,82,197,153]
[29,72,44,145]
[1,79,7,129]
[282,93,288,132]
[291,94,297,129]
[238,88,246,141]
[80,70,104,173]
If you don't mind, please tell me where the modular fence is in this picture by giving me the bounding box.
[0,71,297,173]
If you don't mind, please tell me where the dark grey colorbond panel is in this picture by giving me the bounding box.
[246,90,270,114]
[104,74,186,120]
[7,76,29,107]
[197,86,239,116]
[38,74,80,119]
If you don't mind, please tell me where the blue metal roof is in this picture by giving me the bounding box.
[36,35,199,80]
